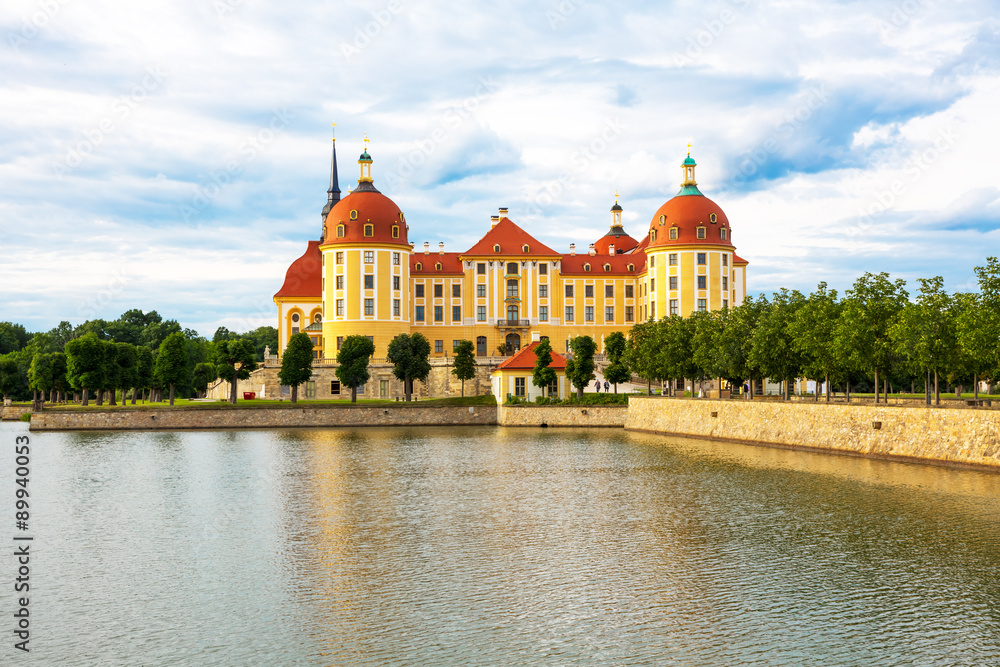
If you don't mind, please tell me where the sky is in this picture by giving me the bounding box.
[2,0,999,337]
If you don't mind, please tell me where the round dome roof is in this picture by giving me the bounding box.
[647,194,732,248]
[322,188,409,247]
[594,227,638,254]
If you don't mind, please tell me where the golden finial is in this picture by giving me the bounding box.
[363,133,369,150]
[687,140,693,155]
[331,121,336,141]
[614,189,619,203]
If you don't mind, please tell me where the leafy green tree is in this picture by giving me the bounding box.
[690,310,727,396]
[47,321,74,350]
[451,339,476,397]
[387,333,431,401]
[278,332,314,404]
[532,338,557,398]
[565,335,597,400]
[135,346,155,403]
[748,289,805,400]
[214,338,258,404]
[0,355,19,403]
[954,292,997,402]
[245,326,279,361]
[834,272,909,403]
[0,322,30,354]
[603,331,630,394]
[716,295,768,398]
[625,320,661,394]
[890,277,955,405]
[788,283,842,401]
[191,363,217,399]
[65,332,107,406]
[113,343,138,407]
[49,353,68,403]
[140,317,181,350]
[660,315,697,396]
[28,353,54,408]
[336,335,375,403]
[155,333,189,406]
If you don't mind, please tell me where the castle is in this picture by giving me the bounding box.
[266,132,748,399]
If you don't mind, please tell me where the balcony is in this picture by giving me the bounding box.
[495,318,530,329]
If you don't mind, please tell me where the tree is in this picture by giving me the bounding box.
[191,363,217,399]
[532,338,557,398]
[625,320,660,394]
[386,333,431,401]
[65,332,107,406]
[660,315,698,396]
[278,332,314,404]
[214,338,257,404]
[715,295,767,398]
[1,355,22,403]
[451,339,476,397]
[0,322,30,355]
[28,352,54,409]
[603,331,630,394]
[135,346,154,403]
[690,310,727,397]
[748,289,805,400]
[155,333,189,406]
[788,283,842,401]
[954,292,997,402]
[834,272,908,403]
[564,335,597,400]
[113,343,138,408]
[336,335,375,403]
[890,277,955,405]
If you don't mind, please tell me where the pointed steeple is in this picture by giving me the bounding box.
[323,123,341,218]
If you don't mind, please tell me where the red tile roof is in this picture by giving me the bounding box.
[560,253,645,276]
[647,194,733,249]
[494,341,568,371]
[411,252,464,275]
[733,253,749,264]
[321,189,410,248]
[463,217,560,257]
[274,240,322,299]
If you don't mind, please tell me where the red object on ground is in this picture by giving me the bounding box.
[243,392,256,400]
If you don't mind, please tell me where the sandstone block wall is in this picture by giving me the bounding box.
[497,405,628,428]
[626,397,1000,469]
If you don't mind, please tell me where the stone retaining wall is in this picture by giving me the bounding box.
[626,397,1000,470]
[497,405,628,428]
[30,405,496,431]
[0,406,30,421]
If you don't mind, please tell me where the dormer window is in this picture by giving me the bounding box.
[364,224,374,237]
[350,210,358,220]
[650,230,657,242]
[392,225,399,238]
[659,214,666,225]
[669,227,678,240]
[522,244,530,253]
[710,213,718,223]
[584,263,591,272]
[697,226,706,239]
[493,244,500,253]
[399,212,405,223]
[415,262,422,271]
[627,263,635,272]
[435,262,442,270]
[337,224,345,238]
[721,228,727,240]
[603,264,611,272]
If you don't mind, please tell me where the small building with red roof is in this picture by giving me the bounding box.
[491,338,569,403]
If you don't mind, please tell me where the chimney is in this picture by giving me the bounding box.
[438,242,445,255]
[588,243,596,256]
[608,244,615,255]
[569,243,575,256]
[498,207,508,219]
[423,242,429,255]
[490,215,500,229]
[531,331,541,343]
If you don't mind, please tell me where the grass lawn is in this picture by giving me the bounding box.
[26,394,497,411]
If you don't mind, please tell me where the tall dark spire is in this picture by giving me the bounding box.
[323,123,341,215]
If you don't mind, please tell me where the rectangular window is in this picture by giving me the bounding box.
[669,228,678,240]
[669,253,677,266]
[434,305,443,322]
[585,306,594,322]
[723,254,729,267]
[393,276,400,291]
[336,275,344,290]
[650,256,655,267]
[585,285,594,298]
[539,306,548,321]
[697,227,706,239]
[514,377,526,397]
[626,306,634,321]
[669,276,678,290]
[452,305,461,321]
[452,284,461,298]
[415,284,424,298]
[364,298,374,315]
[698,298,707,312]
[565,285,574,298]
[722,276,728,290]
[416,306,425,321]
[650,278,655,291]
[565,306,574,322]
[477,262,486,274]
[539,284,548,298]
[356,382,366,395]
[364,251,374,263]
[605,306,614,322]
[604,285,613,298]
[330,380,341,395]
[697,275,707,290]
[650,302,655,319]
[393,252,400,265]
[625,285,633,299]
[477,305,486,321]
[723,299,729,309]
[477,284,486,298]
[670,299,678,316]
[292,326,299,334]
[392,299,400,317]
[434,284,443,298]
[336,299,344,316]
[336,251,344,264]
[539,263,548,275]
[697,253,706,265]
[336,336,343,350]
[435,339,443,353]
[453,340,461,351]
[364,275,374,290]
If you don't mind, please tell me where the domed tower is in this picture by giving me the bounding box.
[642,149,745,319]
[593,192,638,255]
[319,137,412,357]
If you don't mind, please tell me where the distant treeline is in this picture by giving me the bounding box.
[0,309,277,404]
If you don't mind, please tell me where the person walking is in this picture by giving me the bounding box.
[603,380,610,393]
[595,380,601,393]
[743,381,750,400]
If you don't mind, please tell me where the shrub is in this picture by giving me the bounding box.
[19,412,31,422]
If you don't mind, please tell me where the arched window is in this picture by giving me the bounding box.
[627,263,635,272]
[584,263,591,272]
[603,264,611,272]
[476,336,487,356]
[364,224,374,237]
[435,262,442,270]
[522,244,530,253]
[506,279,519,298]
[507,262,518,275]
[415,262,422,271]
[392,225,399,238]
[337,224,345,238]
[493,244,500,253]
[669,227,678,240]
[350,210,358,220]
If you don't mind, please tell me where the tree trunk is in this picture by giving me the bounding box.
[926,370,931,406]
[825,374,830,402]
[351,386,357,403]
[131,387,137,405]
[874,370,879,404]
[82,388,89,406]
[647,378,651,396]
[934,369,940,406]
[291,384,298,405]
[975,373,979,401]
[169,383,176,406]
[109,388,117,406]
[461,378,465,397]
[230,377,238,405]
[96,389,104,406]
[405,378,412,402]
[884,379,888,403]
[846,381,851,403]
